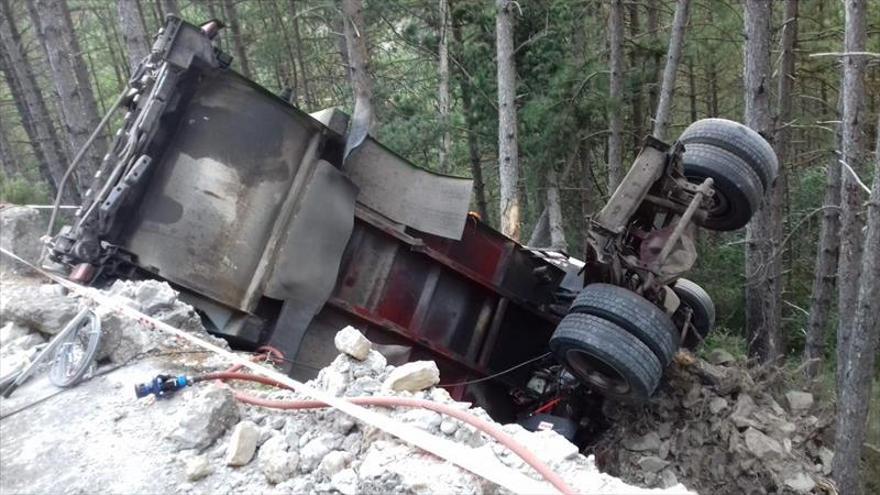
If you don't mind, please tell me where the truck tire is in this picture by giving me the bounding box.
[681,143,763,231]
[549,313,662,401]
[679,118,778,189]
[672,278,715,349]
[569,283,679,366]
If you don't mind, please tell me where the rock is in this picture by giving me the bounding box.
[709,397,728,415]
[318,450,352,477]
[334,326,371,360]
[0,284,79,335]
[396,409,442,432]
[440,419,458,435]
[622,432,661,452]
[707,348,735,366]
[184,455,213,481]
[2,332,45,354]
[226,421,260,466]
[818,446,833,475]
[382,360,440,392]
[300,434,339,472]
[731,394,758,428]
[330,468,359,495]
[258,435,299,484]
[0,207,43,275]
[0,322,30,347]
[359,441,483,495]
[784,391,814,414]
[658,469,680,489]
[637,455,670,473]
[783,471,816,493]
[743,427,783,460]
[167,385,239,451]
[132,281,178,314]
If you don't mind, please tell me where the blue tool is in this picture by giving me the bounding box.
[134,374,192,399]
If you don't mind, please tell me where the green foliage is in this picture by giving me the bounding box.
[0,173,49,205]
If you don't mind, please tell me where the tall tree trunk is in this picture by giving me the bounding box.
[29,0,107,195]
[437,0,452,173]
[652,0,690,141]
[117,0,151,73]
[0,0,75,202]
[0,109,21,178]
[687,57,697,122]
[769,0,797,364]
[646,0,660,116]
[832,1,871,492]
[160,0,179,16]
[804,94,842,379]
[606,0,624,191]
[495,0,520,240]
[546,167,568,251]
[289,0,314,108]
[742,0,780,363]
[451,14,488,222]
[222,0,252,79]
[341,0,375,156]
[626,2,643,150]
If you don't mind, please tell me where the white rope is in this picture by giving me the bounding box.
[0,247,557,495]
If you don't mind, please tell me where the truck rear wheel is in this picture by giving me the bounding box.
[681,143,763,231]
[549,313,662,402]
[672,278,715,349]
[569,283,679,366]
[679,118,778,190]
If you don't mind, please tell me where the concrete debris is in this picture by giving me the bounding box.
[334,325,371,360]
[166,385,239,451]
[225,421,260,466]
[0,283,79,334]
[318,450,352,477]
[382,360,440,392]
[0,322,30,347]
[258,435,299,484]
[184,455,213,481]
[784,391,814,415]
[599,356,833,495]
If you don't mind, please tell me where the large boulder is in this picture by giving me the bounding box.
[0,283,79,334]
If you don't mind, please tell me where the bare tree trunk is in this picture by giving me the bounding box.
[834,0,869,379]
[646,0,660,115]
[222,0,252,79]
[546,167,568,251]
[289,0,314,108]
[161,0,179,16]
[452,14,488,222]
[687,57,697,122]
[0,0,76,202]
[767,0,797,366]
[496,0,520,240]
[742,0,780,363]
[804,95,842,379]
[652,0,690,141]
[626,2,643,150]
[341,0,375,155]
[606,0,624,191]
[117,0,151,73]
[0,109,21,178]
[832,2,872,493]
[29,0,107,194]
[437,0,452,173]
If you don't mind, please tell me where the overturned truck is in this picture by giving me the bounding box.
[46,18,777,429]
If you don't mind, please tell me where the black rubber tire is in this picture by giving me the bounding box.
[679,118,778,190]
[672,278,716,349]
[550,313,662,401]
[569,283,679,367]
[681,143,763,231]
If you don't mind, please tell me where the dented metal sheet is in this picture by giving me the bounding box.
[344,138,473,240]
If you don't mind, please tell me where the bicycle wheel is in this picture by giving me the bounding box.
[49,309,102,387]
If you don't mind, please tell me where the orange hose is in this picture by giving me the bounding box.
[204,370,575,495]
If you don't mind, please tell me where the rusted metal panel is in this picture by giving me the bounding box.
[122,72,325,311]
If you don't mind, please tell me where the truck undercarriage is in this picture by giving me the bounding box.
[44,18,778,433]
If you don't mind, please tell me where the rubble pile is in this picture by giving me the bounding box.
[166,330,693,494]
[595,353,834,494]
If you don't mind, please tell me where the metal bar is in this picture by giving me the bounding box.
[655,177,713,267]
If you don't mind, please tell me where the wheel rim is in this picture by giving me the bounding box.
[686,173,730,218]
[565,349,631,395]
